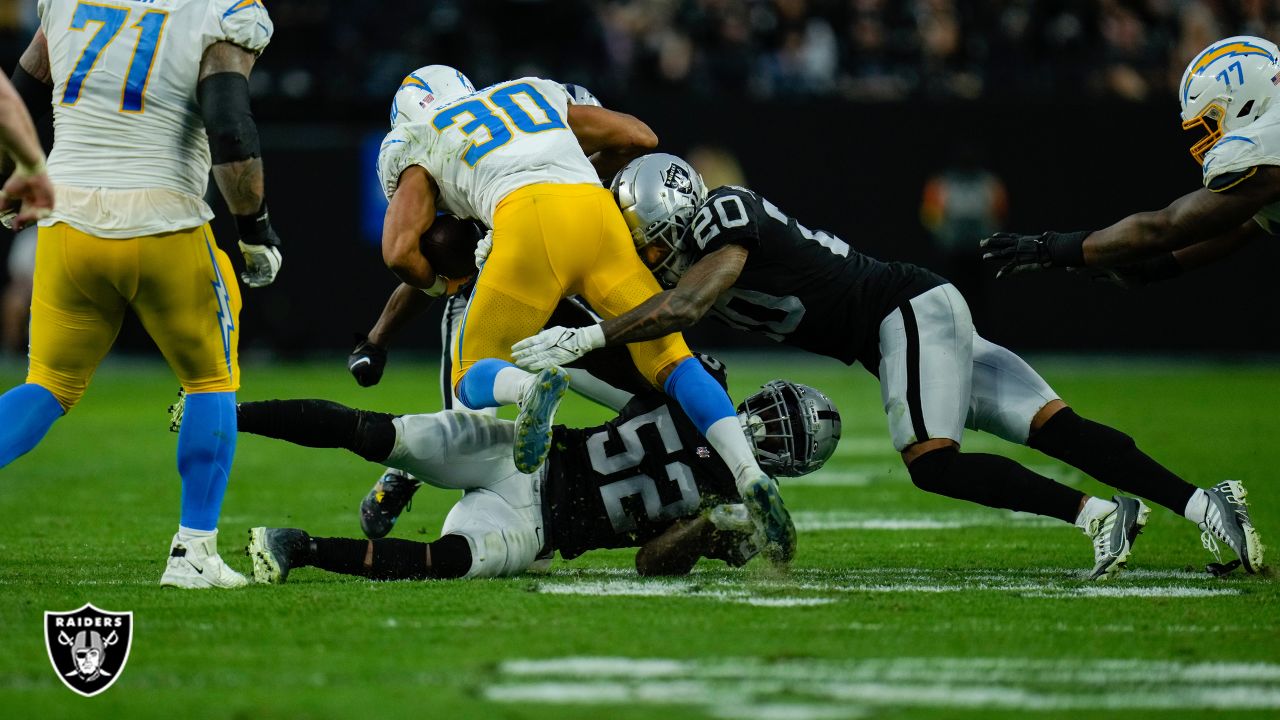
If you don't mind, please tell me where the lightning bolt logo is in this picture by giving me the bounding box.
[1183,40,1276,102]
[205,239,236,381]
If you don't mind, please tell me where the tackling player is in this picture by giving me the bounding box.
[981,36,1280,283]
[242,377,839,582]
[0,0,285,588]
[513,153,1264,577]
[375,66,796,563]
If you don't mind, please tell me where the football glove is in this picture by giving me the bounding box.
[236,203,283,287]
[348,335,388,387]
[474,229,493,270]
[706,504,764,567]
[979,230,1090,277]
[511,324,605,371]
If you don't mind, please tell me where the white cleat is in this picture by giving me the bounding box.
[1084,495,1150,581]
[1200,480,1266,575]
[159,531,249,589]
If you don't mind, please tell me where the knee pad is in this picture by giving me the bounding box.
[907,446,959,494]
[352,410,397,463]
[462,526,541,579]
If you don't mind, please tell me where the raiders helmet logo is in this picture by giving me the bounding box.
[44,604,133,697]
[663,163,694,194]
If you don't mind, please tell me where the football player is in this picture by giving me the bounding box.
[513,153,1264,578]
[242,377,840,582]
[981,36,1280,283]
[375,67,796,563]
[0,0,285,588]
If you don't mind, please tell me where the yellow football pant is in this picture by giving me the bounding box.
[27,222,242,411]
[452,183,692,390]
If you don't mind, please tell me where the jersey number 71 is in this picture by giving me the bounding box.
[61,2,168,114]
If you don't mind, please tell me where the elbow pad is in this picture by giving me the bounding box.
[197,72,260,164]
[11,65,52,121]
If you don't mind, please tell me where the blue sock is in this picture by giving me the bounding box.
[177,391,237,532]
[456,358,516,409]
[663,357,737,433]
[0,383,64,469]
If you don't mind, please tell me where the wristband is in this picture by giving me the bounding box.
[583,323,606,350]
[1046,231,1090,267]
[420,275,448,297]
[235,202,279,247]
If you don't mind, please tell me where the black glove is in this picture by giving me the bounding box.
[979,230,1090,278]
[348,335,388,387]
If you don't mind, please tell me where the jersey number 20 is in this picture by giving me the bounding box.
[61,2,168,113]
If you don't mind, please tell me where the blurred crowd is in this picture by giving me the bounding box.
[3,0,1280,104]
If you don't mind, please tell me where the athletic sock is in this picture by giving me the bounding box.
[178,392,237,531]
[1184,488,1209,524]
[1028,407,1198,514]
[0,383,64,468]
[664,357,766,490]
[907,447,1084,524]
[236,399,396,462]
[456,358,533,409]
[308,535,472,580]
[1074,496,1118,532]
[176,526,216,543]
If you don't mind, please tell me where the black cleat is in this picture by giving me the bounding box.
[360,468,422,539]
[246,527,310,584]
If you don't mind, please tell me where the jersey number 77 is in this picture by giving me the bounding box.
[61,2,168,113]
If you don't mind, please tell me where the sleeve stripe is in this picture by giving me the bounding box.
[1207,166,1259,193]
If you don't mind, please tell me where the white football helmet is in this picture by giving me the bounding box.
[1179,36,1280,163]
[738,380,842,478]
[563,83,602,107]
[389,65,477,127]
[610,153,707,286]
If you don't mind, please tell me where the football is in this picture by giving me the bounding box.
[419,214,483,279]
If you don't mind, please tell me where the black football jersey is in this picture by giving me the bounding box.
[545,394,739,560]
[686,186,945,367]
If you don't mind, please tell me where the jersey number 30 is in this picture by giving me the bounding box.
[61,2,168,113]
[432,82,566,167]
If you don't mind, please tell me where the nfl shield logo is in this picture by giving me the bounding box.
[44,603,133,697]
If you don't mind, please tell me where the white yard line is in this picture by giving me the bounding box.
[792,510,1062,531]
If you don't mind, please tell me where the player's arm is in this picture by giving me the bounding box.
[510,245,747,371]
[0,30,54,229]
[567,104,658,179]
[198,41,282,287]
[347,283,434,387]
[381,165,447,292]
[982,167,1280,275]
[635,516,711,576]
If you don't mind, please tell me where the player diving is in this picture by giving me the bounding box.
[0,0,284,588]
[237,372,840,583]
[512,153,1265,578]
[373,66,797,563]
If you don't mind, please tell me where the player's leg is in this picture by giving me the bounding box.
[575,188,794,563]
[247,527,472,583]
[972,336,1262,573]
[1,224,128,468]
[132,227,245,588]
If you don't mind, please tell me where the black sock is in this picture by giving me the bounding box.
[236,399,397,462]
[1029,408,1197,514]
[908,447,1083,523]
[307,535,472,580]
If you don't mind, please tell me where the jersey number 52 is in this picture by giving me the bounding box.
[61,2,168,113]
[588,407,701,533]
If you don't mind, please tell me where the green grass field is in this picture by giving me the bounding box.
[0,355,1277,719]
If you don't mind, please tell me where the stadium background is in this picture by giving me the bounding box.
[2,0,1280,361]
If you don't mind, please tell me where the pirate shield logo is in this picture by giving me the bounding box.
[45,604,133,697]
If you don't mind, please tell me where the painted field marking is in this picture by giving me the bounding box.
[792,510,1061,531]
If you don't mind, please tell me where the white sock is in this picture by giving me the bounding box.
[1184,488,1209,524]
[1073,496,1117,531]
[492,366,535,406]
[705,416,766,493]
[177,526,216,542]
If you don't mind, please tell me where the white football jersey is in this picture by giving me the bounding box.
[376,77,599,227]
[38,0,272,237]
[1201,102,1280,233]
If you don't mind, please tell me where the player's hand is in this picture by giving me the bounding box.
[474,230,493,270]
[707,504,764,567]
[511,324,606,371]
[238,239,282,288]
[348,335,388,387]
[0,163,55,230]
[979,230,1090,278]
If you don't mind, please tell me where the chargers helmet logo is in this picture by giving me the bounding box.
[45,603,133,697]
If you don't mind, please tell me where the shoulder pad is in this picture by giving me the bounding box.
[210,0,274,55]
